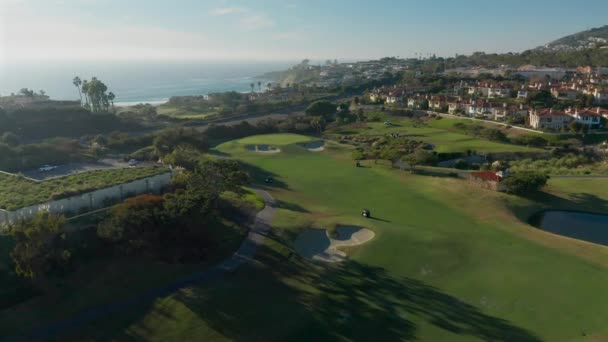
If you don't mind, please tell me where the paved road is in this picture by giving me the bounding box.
[20,188,276,341]
[551,175,608,179]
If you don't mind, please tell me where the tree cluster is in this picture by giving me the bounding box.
[153,127,209,158]
[453,122,509,142]
[8,213,71,281]
[0,138,82,172]
[502,172,549,195]
[97,159,248,262]
[73,77,115,113]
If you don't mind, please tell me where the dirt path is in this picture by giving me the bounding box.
[20,188,276,341]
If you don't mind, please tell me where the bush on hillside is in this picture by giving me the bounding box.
[502,172,549,195]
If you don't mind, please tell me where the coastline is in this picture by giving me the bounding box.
[114,87,272,108]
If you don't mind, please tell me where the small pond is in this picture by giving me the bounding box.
[534,210,608,246]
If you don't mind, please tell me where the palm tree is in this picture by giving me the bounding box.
[267,82,272,90]
[250,83,255,93]
[257,81,262,92]
[81,80,90,109]
[73,76,83,105]
[107,92,115,110]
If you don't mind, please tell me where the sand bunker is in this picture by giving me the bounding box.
[294,225,375,263]
[245,144,281,153]
[299,141,325,152]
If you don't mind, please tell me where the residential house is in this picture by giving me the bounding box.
[466,100,495,118]
[487,85,511,98]
[529,108,572,130]
[494,103,529,121]
[551,87,580,100]
[407,95,428,109]
[429,95,450,110]
[468,82,510,98]
[517,88,529,99]
[566,107,603,128]
[448,99,470,115]
[369,88,388,102]
[592,88,608,104]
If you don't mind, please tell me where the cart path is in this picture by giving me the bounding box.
[20,188,276,341]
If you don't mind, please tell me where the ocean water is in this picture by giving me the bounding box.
[0,60,295,106]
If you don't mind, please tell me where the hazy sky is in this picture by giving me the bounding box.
[2,0,608,63]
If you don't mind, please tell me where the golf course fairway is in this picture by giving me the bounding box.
[65,134,608,341]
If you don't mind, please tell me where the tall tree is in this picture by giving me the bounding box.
[73,76,83,105]
[250,83,255,93]
[81,80,90,108]
[81,77,111,112]
[305,100,336,119]
[310,116,327,133]
[8,212,70,280]
[107,92,115,109]
[257,81,262,92]
[19,88,34,97]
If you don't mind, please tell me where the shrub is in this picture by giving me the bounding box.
[502,172,549,195]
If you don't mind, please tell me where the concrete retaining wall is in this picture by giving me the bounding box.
[0,172,173,230]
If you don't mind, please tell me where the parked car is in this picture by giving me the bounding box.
[39,164,57,172]
[128,159,139,167]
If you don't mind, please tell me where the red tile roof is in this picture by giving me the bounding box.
[574,109,602,117]
[534,108,568,117]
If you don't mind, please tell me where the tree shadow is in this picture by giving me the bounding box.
[51,222,540,342]
[239,161,289,190]
[508,190,608,247]
[274,200,310,213]
[168,244,540,341]
[208,149,232,158]
[508,189,608,226]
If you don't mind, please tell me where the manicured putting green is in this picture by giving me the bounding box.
[236,133,314,146]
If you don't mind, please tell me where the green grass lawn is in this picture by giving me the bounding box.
[329,117,543,154]
[0,166,169,211]
[157,105,219,120]
[236,133,314,146]
[63,134,608,341]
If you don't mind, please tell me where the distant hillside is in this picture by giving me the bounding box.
[539,25,608,51]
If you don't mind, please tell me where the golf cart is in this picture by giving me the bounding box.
[356,160,361,167]
[361,209,371,218]
[264,177,274,184]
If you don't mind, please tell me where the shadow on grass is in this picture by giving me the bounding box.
[168,243,540,341]
[369,216,391,223]
[56,213,540,342]
[239,161,289,190]
[208,149,232,158]
[508,190,608,226]
[507,190,608,247]
[275,200,310,213]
